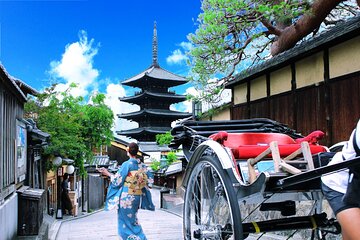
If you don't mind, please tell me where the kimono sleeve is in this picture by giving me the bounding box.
[144,164,154,187]
[105,162,131,211]
[109,161,130,188]
[140,164,155,211]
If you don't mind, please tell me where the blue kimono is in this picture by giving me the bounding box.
[105,158,155,240]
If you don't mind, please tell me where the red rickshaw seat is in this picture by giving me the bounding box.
[216,132,326,159]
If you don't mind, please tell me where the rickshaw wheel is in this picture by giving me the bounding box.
[183,155,243,239]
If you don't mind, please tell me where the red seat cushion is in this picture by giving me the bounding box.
[223,133,295,147]
[236,144,326,159]
[219,132,326,159]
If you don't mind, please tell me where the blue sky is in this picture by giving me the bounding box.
[0,0,204,131]
[0,0,200,89]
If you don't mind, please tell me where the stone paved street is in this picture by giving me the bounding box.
[54,188,183,240]
[56,207,183,240]
[52,188,295,240]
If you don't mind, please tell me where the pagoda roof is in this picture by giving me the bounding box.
[122,22,188,88]
[138,141,171,153]
[121,65,188,88]
[117,127,170,139]
[118,109,192,120]
[119,90,186,104]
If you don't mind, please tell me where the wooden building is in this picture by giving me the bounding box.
[0,65,51,238]
[108,137,149,165]
[222,16,360,146]
[117,22,191,142]
[0,65,46,239]
[108,137,132,165]
[0,65,30,239]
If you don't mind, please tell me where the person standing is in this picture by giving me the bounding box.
[321,119,360,240]
[98,142,155,240]
[61,173,73,216]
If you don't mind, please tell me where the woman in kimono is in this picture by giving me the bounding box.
[98,142,155,240]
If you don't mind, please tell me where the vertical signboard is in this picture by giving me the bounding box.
[16,120,27,183]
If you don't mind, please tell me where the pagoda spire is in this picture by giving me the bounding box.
[152,21,159,67]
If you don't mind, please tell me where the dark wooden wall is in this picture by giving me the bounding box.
[231,72,360,146]
[0,77,25,202]
[329,74,360,143]
[108,145,128,165]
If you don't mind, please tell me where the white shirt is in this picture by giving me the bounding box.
[321,120,360,193]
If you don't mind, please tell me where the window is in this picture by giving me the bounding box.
[192,101,202,117]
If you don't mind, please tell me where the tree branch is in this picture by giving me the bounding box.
[261,18,282,36]
[271,0,344,56]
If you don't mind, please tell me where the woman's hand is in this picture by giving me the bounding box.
[97,167,111,177]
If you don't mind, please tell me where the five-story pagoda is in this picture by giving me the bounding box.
[117,22,191,142]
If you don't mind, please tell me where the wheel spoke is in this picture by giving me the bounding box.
[183,156,243,239]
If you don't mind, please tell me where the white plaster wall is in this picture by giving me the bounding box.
[250,76,267,101]
[296,51,324,88]
[233,83,247,105]
[329,36,360,78]
[212,108,231,121]
[0,193,18,240]
[270,66,292,95]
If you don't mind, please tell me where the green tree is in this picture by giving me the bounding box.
[188,0,359,102]
[166,151,178,165]
[149,158,161,171]
[81,93,114,161]
[24,84,114,175]
[155,131,174,145]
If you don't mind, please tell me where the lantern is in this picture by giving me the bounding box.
[66,165,75,174]
[52,156,62,167]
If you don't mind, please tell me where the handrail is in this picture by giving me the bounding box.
[275,156,360,189]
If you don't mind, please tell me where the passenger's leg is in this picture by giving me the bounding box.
[336,208,360,240]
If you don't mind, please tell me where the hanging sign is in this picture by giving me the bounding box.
[57,167,63,176]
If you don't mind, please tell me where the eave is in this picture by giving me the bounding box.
[0,64,27,102]
[119,90,187,104]
[121,65,188,88]
[118,109,192,119]
[117,127,170,136]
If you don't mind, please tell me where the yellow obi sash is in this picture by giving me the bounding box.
[124,170,148,195]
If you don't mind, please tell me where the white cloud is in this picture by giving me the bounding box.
[47,30,141,141]
[104,83,139,135]
[181,86,198,112]
[104,83,126,119]
[179,42,193,51]
[181,84,232,114]
[170,102,189,113]
[201,77,232,112]
[49,30,99,97]
[166,41,193,65]
[166,49,188,65]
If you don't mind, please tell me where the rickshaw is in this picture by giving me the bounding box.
[169,118,360,240]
